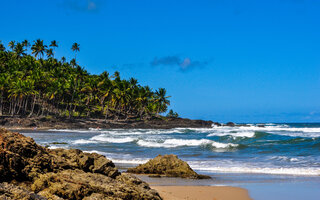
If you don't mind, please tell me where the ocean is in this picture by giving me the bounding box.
[21,123,320,176]
[19,123,320,199]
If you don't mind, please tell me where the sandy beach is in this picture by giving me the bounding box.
[151,186,252,200]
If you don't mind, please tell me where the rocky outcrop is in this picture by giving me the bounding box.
[0,116,214,129]
[0,182,46,200]
[32,170,159,200]
[0,128,161,200]
[226,122,235,126]
[127,154,211,179]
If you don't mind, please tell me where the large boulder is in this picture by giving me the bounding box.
[127,154,211,179]
[0,128,162,200]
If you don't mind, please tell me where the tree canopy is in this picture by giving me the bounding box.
[0,39,172,120]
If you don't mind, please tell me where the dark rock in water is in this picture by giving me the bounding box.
[226,122,235,126]
[49,142,68,145]
[127,154,211,179]
[0,182,46,200]
[0,128,162,200]
[0,116,213,129]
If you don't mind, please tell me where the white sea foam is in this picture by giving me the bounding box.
[268,156,300,162]
[207,131,256,138]
[73,139,98,144]
[83,150,108,155]
[137,139,238,149]
[204,125,320,138]
[111,158,150,164]
[90,135,136,143]
[48,145,60,149]
[191,166,320,176]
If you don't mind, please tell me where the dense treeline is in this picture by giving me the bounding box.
[0,39,172,120]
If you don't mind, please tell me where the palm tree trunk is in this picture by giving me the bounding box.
[28,95,36,117]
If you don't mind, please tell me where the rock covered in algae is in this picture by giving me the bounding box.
[0,182,46,200]
[0,128,162,200]
[127,154,211,179]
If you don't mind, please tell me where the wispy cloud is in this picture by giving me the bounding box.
[150,56,209,71]
[60,0,105,13]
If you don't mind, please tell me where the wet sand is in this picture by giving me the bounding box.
[151,186,252,200]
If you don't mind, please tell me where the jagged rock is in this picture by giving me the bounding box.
[50,149,120,178]
[226,122,235,126]
[0,182,47,200]
[0,128,162,200]
[127,154,211,179]
[31,170,161,200]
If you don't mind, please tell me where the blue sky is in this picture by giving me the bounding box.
[1,0,320,122]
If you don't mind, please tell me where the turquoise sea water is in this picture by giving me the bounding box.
[20,123,320,199]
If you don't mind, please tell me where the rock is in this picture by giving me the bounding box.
[0,182,47,200]
[31,169,161,200]
[0,128,162,200]
[127,154,211,179]
[49,148,120,178]
[226,122,235,126]
[0,116,213,129]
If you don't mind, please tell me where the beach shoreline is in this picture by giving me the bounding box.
[0,116,215,130]
[151,185,252,200]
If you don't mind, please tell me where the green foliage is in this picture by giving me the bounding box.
[166,109,179,118]
[0,39,171,120]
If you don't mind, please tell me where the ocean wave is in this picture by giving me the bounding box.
[73,139,98,144]
[191,166,320,176]
[137,139,238,149]
[205,126,320,138]
[207,131,256,138]
[49,125,320,138]
[268,156,300,162]
[90,135,136,143]
[111,158,150,164]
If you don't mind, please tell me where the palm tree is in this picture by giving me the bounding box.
[61,56,66,63]
[46,48,54,58]
[14,43,26,58]
[70,58,77,68]
[8,41,15,51]
[0,41,5,52]
[49,40,58,58]
[71,42,80,61]
[31,39,47,59]
[22,40,30,49]
[0,39,172,120]
[155,88,170,114]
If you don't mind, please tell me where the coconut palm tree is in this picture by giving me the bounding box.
[61,56,66,63]
[0,41,6,52]
[22,40,30,49]
[0,39,172,120]
[31,39,47,59]
[14,43,26,58]
[8,41,15,51]
[71,42,80,61]
[155,88,170,114]
[49,40,58,58]
[46,48,54,58]
[70,58,77,68]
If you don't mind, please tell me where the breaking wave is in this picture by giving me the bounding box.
[136,139,239,149]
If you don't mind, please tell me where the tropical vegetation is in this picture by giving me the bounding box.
[0,39,174,120]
